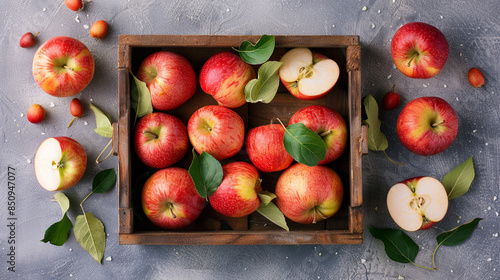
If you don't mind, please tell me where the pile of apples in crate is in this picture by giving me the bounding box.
[134,41,347,230]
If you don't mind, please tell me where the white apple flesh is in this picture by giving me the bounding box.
[279,48,340,100]
[387,176,448,231]
[34,137,87,191]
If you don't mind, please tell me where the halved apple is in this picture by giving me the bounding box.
[387,176,448,231]
[34,137,87,191]
[279,48,340,100]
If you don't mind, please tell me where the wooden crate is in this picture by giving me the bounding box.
[115,35,367,245]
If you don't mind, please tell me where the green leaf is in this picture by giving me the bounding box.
[283,122,326,166]
[189,150,223,198]
[369,226,419,264]
[436,218,482,246]
[362,95,388,151]
[245,61,282,103]
[74,212,106,264]
[92,168,117,193]
[53,192,70,215]
[130,71,153,120]
[257,191,276,206]
[41,192,73,246]
[234,35,275,65]
[41,214,73,246]
[256,201,289,231]
[89,103,113,138]
[442,157,475,200]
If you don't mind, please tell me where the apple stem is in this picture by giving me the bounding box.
[144,130,158,139]
[168,203,177,219]
[391,84,396,93]
[96,139,113,164]
[319,130,332,137]
[33,32,40,37]
[431,120,445,127]
[407,52,419,67]
[63,65,75,71]
[383,150,406,166]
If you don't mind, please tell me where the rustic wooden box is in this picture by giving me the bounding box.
[115,35,366,245]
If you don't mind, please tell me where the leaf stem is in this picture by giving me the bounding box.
[383,150,406,166]
[79,190,95,215]
[411,261,437,271]
[96,139,113,164]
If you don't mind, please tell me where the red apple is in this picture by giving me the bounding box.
[187,105,245,160]
[142,167,205,229]
[382,85,401,111]
[391,22,449,79]
[387,176,448,231]
[209,162,262,217]
[33,36,94,97]
[34,136,87,191]
[275,163,343,224]
[288,105,347,165]
[245,124,293,172]
[19,32,39,48]
[27,104,46,123]
[199,51,255,108]
[279,48,340,100]
[134,112,189,169]
[136,51,197,111]
[397,96,458,156]
[89,20,108,39]
[468,67,485,88]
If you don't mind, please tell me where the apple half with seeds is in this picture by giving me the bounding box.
[34,136,87,191]
[387,176,448,231]
[279,48,340,100]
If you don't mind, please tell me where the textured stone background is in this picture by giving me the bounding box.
[0,1,498,279]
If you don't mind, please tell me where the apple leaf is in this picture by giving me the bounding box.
[245,61,282,103]
[431,218,482,269]
[189,149,223,199]
[362,95,388,151]
[92,168,116,193]
[442,157,475,200]
[436,218,482,247]
[369,226,419,264]
[54,192,70,214]
[257,190,276,206]
[233,35,275,65]
[41,214,73,246]
[256,201,289,231]
[74,212,106,264]
[89,103,113,138]
[282,122,326,166]
[41,192,73,246]
[130,70,153,122]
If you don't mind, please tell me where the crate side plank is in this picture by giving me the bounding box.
[119,231,363,245]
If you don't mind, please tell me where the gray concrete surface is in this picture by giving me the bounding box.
[0,0,499,279]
